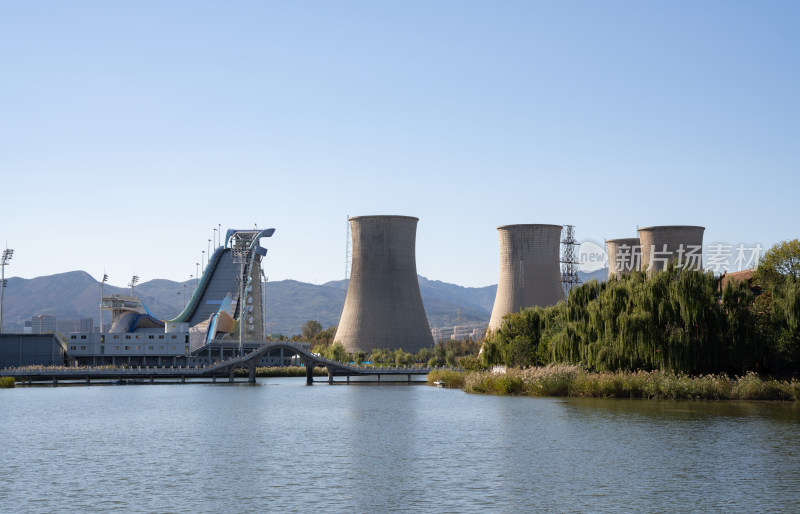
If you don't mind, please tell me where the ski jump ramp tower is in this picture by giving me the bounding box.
[334,215,434,354]
[488,224,564,333]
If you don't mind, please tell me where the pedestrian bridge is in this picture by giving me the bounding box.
[207,341,435,384]
[2,342,441,385]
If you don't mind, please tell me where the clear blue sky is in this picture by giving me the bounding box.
[2,1,798,288]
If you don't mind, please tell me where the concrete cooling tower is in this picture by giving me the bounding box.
[606,238,641,280]
[333,215,434,354]
[637,225,705,277]
[488,224,564,333]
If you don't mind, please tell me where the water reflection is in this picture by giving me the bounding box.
[1,381,798,512]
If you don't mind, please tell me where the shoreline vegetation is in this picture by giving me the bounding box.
[427,365,800,401]
[234,366,328,378]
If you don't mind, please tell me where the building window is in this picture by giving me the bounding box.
[113,335,119,340]
[135,335,140,339]
[114,346,120,350]
[80,335,86,339]
[171,335,177,340]
[148,335,154,339]
[171,345,176,350]
[80,346,86,350]
[136,345,141,350]
[71,335,77,340]
[158,335,164,340]
[70,345,76,350]
[125,345,130,350]
[125,335,131,340]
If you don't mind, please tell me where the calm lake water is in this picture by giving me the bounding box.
[2,379,799,513]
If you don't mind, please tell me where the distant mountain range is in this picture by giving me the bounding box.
[1,269,607,336]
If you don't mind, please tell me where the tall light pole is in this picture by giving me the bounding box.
[213,228,217,248]
[129,274,139,297]
[218,224,222,246]
[1,247,14,334]
[176,291,181,313]
[208,238,212,258]
[201,251,205,273]
[100,273,108,333]
[195,263,199,288]
[183,284,188,308]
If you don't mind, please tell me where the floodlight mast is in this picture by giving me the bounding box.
[99,273,108,333]
[0,248,15,334]
[129,274,139,297]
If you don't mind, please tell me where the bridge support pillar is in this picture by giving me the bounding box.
[181,375,185,383]
[213,375,216,383]
[85,376,90,385]
[53,377,58,387]
[306,365,313,385]
[150,375,154,384]
[229,370,234,383]
[248,366,256,384]
[328,367,333,384]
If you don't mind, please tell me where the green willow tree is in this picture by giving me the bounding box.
[485,262,796,375]
[753,240,800,371]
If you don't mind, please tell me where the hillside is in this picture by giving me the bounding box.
[1,268,608,335]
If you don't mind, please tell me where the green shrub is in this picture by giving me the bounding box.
[457,355,483,372]
[427,369,466,389]
[0,376,15,388]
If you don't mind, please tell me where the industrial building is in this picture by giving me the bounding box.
[488,224,564,332]
[606,237,641,280]
[638,225,705,277]
[334,215,434,354]
[0,334,65,368]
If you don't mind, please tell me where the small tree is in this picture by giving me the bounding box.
[755,239,800,288]
[301,320,323,340]
[328,342,350,363]
[354,351,366,364]
[370,349,386,364]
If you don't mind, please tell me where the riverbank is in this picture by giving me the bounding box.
[427,365,800,401]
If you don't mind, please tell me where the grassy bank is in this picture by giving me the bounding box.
[430,365,800,401]
[426,369,467,389]
[0,376,15,388]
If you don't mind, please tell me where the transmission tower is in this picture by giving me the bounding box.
[344,215,352,295]
[561,225,581,295]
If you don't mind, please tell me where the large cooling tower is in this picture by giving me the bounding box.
[638,225,705,277]
[488,224,564,332]
[606,237,641,280]
[333,215,434,354]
